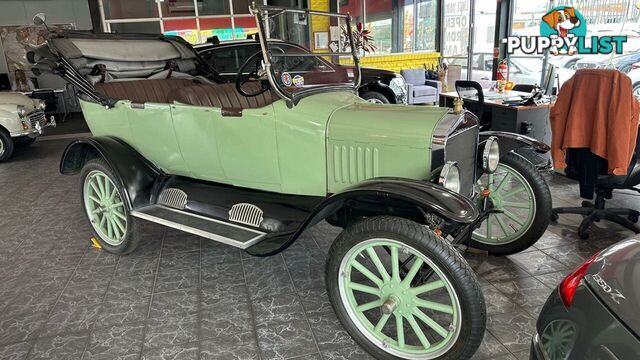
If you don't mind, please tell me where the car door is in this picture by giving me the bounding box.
[171,97,282,193]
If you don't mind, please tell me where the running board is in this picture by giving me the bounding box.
[131,205,266,249]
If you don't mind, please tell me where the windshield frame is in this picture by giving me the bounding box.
[250,4,361,106]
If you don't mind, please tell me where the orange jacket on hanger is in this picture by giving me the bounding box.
[550,69,640,175]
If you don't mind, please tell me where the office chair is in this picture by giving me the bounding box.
[512,84,537,93]
[552,143,640,239]
[455,80,487,128]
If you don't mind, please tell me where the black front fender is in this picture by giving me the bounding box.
[246,177,479,256]
[480,131,550,155]
[60,137,161,210]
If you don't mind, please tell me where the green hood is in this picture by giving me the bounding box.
[327,103,449,149]
[326,103,449,193]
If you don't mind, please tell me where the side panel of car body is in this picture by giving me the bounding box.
[327,103,447,193]
[0,106,22,133]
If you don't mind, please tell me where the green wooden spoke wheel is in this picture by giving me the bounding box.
[327,216,485,360]
[339,239,461,358]
[80,158,141,254]
[470,153,552,255]
[83,170,127,246]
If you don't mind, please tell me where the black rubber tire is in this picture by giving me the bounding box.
[15,138,36,148]
[360,91,391,104]
[326,216,486,360]
[80,157,141,255]
[0,129,14,162]
[470,152,552,255]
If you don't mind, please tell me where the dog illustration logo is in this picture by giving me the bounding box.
[503,5,626,56]
[541,6,584,55]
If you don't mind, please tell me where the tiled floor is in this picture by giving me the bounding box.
[0,138,636,360]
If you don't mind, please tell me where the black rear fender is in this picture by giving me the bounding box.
[480,131,550,155]
[246,178,479,256]
[60,137,160,210]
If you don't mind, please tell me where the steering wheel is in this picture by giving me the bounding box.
[235,51,271,97]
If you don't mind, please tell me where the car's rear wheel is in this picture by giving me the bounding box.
[0,129,14,162]
[361,91,391,104]
[470,152,551,255]
[326,216,485,359]
[80,158,140,254]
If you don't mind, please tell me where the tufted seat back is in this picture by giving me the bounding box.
[94,79,195,103]
[167,82,277,113]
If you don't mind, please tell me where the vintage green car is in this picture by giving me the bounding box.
[32,6,551,359]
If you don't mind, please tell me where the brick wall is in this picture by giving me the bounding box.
[339,52,441,73]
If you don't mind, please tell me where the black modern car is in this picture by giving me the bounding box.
[196,39,408,104]
[531,238,640,360]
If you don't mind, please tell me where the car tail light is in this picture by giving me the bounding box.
[559,251,601,309]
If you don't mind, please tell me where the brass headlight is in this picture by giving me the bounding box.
[482,136,500,173]
[439,161,461,193]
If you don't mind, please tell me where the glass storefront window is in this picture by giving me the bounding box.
[163,18,198,43]
[110,21,161,34]
[199,0,231,16]
[339,0,364,24]
[103,0,159,19]
[232,0,253,14]
[416,0,437,51]
[233,16,258,39]
[159,0,196,18]
[200,17,234,42]
[442,0,470,57]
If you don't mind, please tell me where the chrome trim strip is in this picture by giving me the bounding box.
[132,205,266,249]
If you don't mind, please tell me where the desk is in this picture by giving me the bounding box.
[440,90,553,166]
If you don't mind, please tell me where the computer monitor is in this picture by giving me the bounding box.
[0,74,10,91]
[542,64,558,96]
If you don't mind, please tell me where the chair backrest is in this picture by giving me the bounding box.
[512,84,537,93]
[455,80,485,123]
[400,69,426,86]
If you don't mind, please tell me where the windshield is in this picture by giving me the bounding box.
[251,4,361,105]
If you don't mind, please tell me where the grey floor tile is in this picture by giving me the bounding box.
[0,307,50,344]
[306,311,355,350]
[256,318,318,360]
[149,288,199,319]
[84,322,145,359]
[282,248,326,291]
[161,233,200,254]
[200,333,260,360]
[243,256,296,299]
[28,332,88,360]
[201,297,253,340]
[0,341,32,360]
[58,282,109,308]
[105,274,155,301]
[95,296,150,329]
[40,302,101,337]
[471,330,511,360]
[160,251,200,271]
[321,346,374,360]
[491,277,552,309]
[142,342,199,360]
[154,266,199,293]
[144,314,199,349]
[486,311,536,353]
[507,250,567,276]
[115,255,159,277]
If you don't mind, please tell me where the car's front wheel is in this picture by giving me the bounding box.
[0,129,14,162]
[471,152,551,255]
[326,216,485,359]
[361,91,391,104]
[80,158,141,254]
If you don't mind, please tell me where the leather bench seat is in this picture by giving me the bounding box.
[95,79,195,104]
[167,82,277,111]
